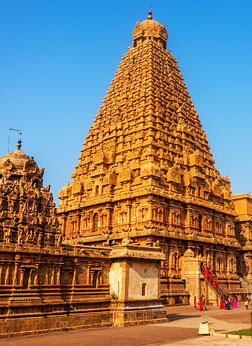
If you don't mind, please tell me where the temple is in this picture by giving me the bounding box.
[0,10,251,337]
[57,11,249,305]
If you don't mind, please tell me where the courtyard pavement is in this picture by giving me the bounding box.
[0,303,251,346]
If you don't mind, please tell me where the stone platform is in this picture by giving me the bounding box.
[0,303,250,346]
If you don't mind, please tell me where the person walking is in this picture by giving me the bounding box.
[194,296,197,309]
[233,295,237,309]
[244,297,249,310]
[202,294,207,310]
[220,297,224,309]
[199,296,203,311]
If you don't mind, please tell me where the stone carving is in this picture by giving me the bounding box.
[184,248,195,258]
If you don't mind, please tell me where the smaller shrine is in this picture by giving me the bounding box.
[0,140,61,248]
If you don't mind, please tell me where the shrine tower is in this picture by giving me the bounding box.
[0,141,61,248]
[57,11,241,303]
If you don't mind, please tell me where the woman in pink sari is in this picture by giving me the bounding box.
[233,295,237,308]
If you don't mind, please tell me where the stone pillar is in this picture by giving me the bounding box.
[0,264,3,285]
[87,264,91,284]
[12,262,19,287]
[20,269,25,286]
[56,266,61,285]
[126,202,132,227]
[72,266,77,286]
[62,216,67,238]
[4,264,10,285]
[28,269,33,287]
[51,266,55,285]
[76,213,81,236]
[34,266,39,286]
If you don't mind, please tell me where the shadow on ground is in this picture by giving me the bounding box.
[167,313,201,322]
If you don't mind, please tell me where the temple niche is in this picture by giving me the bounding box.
[57,10,252,305]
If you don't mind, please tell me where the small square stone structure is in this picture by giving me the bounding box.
[109,243,168,326]
[198,322,214,335]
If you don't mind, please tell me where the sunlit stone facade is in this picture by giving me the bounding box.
[57,11,250,304]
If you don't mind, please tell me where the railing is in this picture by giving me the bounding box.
[201,266,228,298]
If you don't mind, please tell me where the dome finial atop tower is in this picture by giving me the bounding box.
[148,9,152,20]
[132,11,168,49]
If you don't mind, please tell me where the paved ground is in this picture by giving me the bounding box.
[0,303,251,346]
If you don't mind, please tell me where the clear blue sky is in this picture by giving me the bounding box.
[1,0,252,205]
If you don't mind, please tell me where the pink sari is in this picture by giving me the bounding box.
[233,297,237,308]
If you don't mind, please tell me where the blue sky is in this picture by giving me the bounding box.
[0,0,252,204]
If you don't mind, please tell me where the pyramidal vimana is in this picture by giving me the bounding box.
[57,11,252,304]
[0,11,251,337]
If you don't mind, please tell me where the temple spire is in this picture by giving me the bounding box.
[148,9,152,20]
[17,138,22,150]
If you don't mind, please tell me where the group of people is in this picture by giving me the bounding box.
[194,294,250,311]
[219,296,233,309]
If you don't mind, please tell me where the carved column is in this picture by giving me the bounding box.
[126,202,132,228]
[106,206,113,233]
[28,269,33,287]
[72,259,78,287]
[45,267,49,285]
[51,266,55,285]
[56,266,61,285]
[4,264,10,285]
[62,216,67,238]
[20,269,25,286]
[12,263,19,287]
[90,270,94,286]
[76,213,81,236]
[34,265,39,286]
[87,264,91,284]
[0,264,3,285]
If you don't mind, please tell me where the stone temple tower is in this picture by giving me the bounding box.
[0,140,61,248]
[57,11,241,304]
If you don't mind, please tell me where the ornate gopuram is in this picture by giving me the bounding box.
[57,11,249,306]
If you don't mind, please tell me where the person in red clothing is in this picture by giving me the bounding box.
[199,296,203,311]
[220,297,224,309]
[212,277,216,287]
[194,296,197,309]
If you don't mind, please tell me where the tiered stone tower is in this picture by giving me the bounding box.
[0,140,61,248]
[58,11,241,304]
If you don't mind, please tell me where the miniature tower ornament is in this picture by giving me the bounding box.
[17,138,22,150]
[148,9,152,20]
